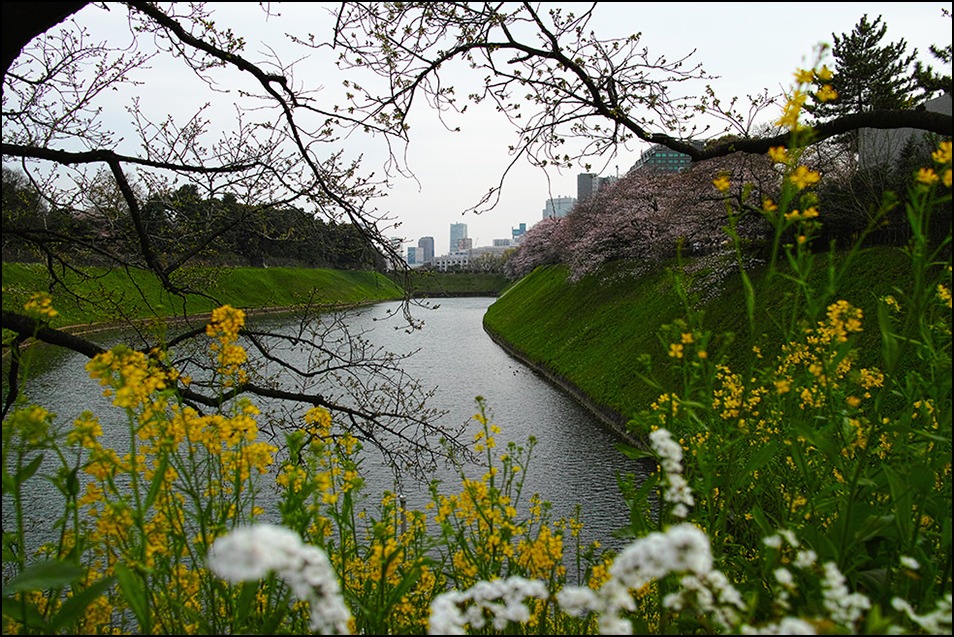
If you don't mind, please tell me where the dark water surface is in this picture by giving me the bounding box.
[4,297,648,559]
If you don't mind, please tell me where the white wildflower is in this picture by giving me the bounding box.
[429,590,468,635]
[793,549,817,570]
[207,524,302,582]
[821,561,870,627]
[778,529,799,548]
[207,524,352,635]
[762,534,783,549]
[774,567,795,588]
[665,571,744,631]
[900,555,919,570]
[555,586,600,617]
[428,576,548,635]
[739,617,817,634]
[891,594,952,634]
[598,613,633,635]
[649,428,684,473]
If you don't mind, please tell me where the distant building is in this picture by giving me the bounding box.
[457,237,473,251]
[386,236,404,270]
[629,141,702,173]
[577,173,598,202]
[450,223,468,253]
[542,196,576,219]
[431,252,470,271]
[512,223,527,243]
[577,173,618,202]
[859,92,952,169]
[492,238,512,247]
[406,246,418,265]
[417,236,435,263]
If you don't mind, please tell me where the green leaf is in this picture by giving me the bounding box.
[2,559,84,595]
[115,563,150,633]
[1,595,47,628]
[14,455,44,486]
[2,470,16,494]
[740,444,776,477]
[49,576,116,632]
[877,301,899,370]
[740,268,756,328]
[882,465,912,540]
[144,455,168,510]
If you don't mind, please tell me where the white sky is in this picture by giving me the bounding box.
[60,2,954,255]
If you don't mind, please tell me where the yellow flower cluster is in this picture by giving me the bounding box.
[206,304,248,387]
[712,173,731,193]
[921,140,953,188]
[789,165,821,191]
[86,345,174,410]
[778,64,836,131]
[23,291,58,320]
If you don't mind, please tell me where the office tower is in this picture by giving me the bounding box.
[450,223,468,253]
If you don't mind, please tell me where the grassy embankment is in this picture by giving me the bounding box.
[483,245,915,438]
[1,263,509,330]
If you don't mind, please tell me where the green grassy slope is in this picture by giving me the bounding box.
[1,264,405,329]
[483,246,915,429]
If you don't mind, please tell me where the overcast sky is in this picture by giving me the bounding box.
[67,2,954,256]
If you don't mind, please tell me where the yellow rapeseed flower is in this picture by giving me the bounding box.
[794,68,815,84]
[789,165,821,190]
[916,167,939,185]
[776,90,807,130]
[768,146,789,164]
[23,291,58,320]
[938,284,952,309]
[712,174,731,192]
[932,140,952,165]
[815,85,838,102]
[816,65,834,81]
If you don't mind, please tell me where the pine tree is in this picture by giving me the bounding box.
[808,14,921,121]
[915,42,953,98]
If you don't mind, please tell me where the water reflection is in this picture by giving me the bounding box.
[3,297,649,561]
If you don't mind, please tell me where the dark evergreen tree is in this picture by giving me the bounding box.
[808,14,921,120]
[915,42,953,98]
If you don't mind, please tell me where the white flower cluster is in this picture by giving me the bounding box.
[820,561,870,627]
[891,593,952,634]
[207,524,352,635]
[429,576,549,635]
[556,523,728,634]
[649,428,694,518]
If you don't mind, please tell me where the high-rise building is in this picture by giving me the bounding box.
[542,196,576,219]
[577,173,619,203]
[577,173,598,202]
[512,223,527,243]
[450,223,468,253]
[417,236,435,263]
[386,236,404,271]
[406,246,418,265]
